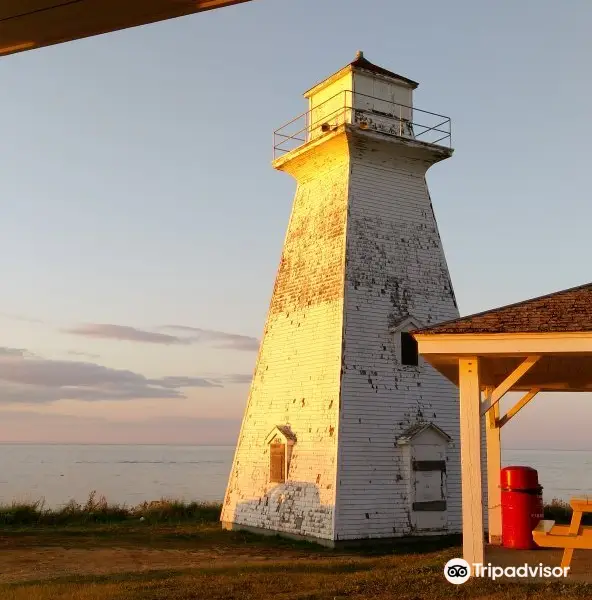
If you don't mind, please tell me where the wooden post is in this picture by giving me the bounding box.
[459,357,485,565]
[486,401,502,545]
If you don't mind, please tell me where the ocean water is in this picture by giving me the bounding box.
[503,448,592,502]
[0,444,590,508]
[0,444,235,508]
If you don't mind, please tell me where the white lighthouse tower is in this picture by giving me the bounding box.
[222,53,464,545]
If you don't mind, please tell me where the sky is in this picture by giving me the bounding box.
[0,0,591,449]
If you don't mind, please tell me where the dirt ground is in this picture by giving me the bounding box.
[1,524,591,600]
[0,537,319,584]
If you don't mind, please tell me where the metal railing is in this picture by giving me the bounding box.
[273,90,451,159]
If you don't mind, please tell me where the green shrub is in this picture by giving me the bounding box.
[0,491,222,526]
[543,497,592,525]
[6,492,592,529]
[0,499,46,525]
[133,499,220,523]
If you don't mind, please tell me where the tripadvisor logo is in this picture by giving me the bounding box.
[444,559,471,584]
[444,558,570,584]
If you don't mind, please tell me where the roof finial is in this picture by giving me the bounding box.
[355,50,364,61]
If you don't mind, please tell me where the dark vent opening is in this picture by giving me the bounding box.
[401,331,419,366]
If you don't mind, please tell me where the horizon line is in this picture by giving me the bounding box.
[1,442,592,452]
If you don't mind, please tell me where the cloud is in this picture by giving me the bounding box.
[214,373,253,385]
[63,324,189,345]
[62,323,259,351]
[148,376,221,389]
[0,347,250,405]
[0,346,30,357]
[0,312,44,324]
[67,350,101,360]
[161,325,260,351]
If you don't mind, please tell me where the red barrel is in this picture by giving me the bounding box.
[501,466,543,549]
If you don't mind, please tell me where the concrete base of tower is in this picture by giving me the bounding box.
[221,521,462,549]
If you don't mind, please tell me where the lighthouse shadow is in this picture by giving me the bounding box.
[344,533,462,557]
[230,481,333,543]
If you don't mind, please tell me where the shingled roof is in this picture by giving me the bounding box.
[414,282,592,335]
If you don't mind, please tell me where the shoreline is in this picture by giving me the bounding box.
[1,492,589,528]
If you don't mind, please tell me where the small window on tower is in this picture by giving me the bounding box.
[401,331,419,366]
[389,315,423,368]
[269,442,286,483]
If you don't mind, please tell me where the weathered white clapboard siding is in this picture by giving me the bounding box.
[334,133,462,540]
[220,138,350,541]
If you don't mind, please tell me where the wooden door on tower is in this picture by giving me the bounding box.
[398,423,451,533]
[411,443,448,531]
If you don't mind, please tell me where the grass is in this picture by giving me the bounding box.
[0,491,220,526]
[1,522,590,600]
[0,494,591,599]
[4,561,591,600]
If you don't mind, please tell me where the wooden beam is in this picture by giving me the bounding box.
[497,388,540,428]
[0,42,36,56]
[481,385,492,405]
[459,357,484,565]
[415,331,592,356]
[481,356,541,415]
[518,382,592,392]
[561,510,584,568]
[490,356,540,404]
[485,392,502,545]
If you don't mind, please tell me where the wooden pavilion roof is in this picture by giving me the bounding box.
[412,282,592,393]
[0,0,251,58]
[415,282,592,335]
